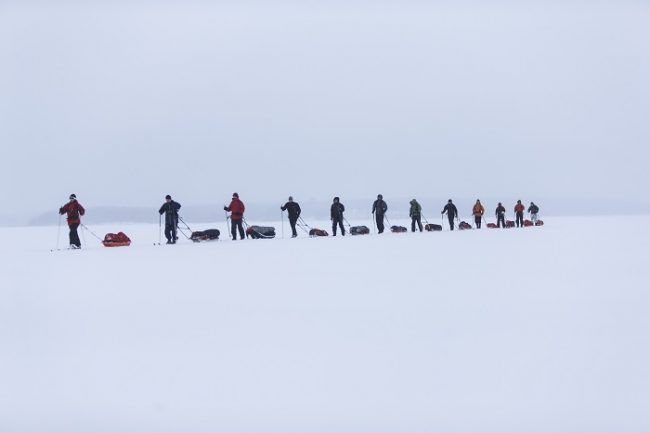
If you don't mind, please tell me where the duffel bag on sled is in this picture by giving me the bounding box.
[309,228,329,237]
[425,224,442,232]
[459,221,472,230]
[190,229,220,242]
[390,226,407,233]
[523,219,534,227]
[350,226,370,235]
[505,220,516,228]
[246,226,276,239]
[102,232,131,247]
[487,223,498,229]
[535,220,544,226]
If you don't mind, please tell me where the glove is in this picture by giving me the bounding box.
[59,207,64,214]
[223,206,228,211]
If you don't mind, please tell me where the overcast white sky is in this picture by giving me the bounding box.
[1,0,649,221]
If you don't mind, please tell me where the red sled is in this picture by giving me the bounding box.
[505,220,515,228]
[459,221,472,230]
[102,232,131,247]
[535,220,544,226]
[487,223,498,229]
[523,219,534,227]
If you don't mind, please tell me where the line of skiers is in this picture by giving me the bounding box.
[58,193,541,248]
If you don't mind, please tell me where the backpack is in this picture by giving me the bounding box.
[309,228,329,237]
[246,226,276,239]
[425,224,442,232]
[505,220,515,228]
[523,220,534,227]
[190,229,220,242]
[102,232,131,247]
[487,223,498,229]
[390,226,407,233]
[535,220,544,226]
[350,226,370,235]
[459,221,472,230]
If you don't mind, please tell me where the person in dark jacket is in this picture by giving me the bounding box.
[495,202,507,228]
[514,200,525,227]
[528,202,540,223]
[371,194,388,234]
[224,192,246,240]
[59,193,85,249]
[158,195,181,244]
[330,197,345,236]
[409,199,423,232]
[441,199,458,230]
[281,196,301,238]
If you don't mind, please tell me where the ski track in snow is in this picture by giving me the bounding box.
[1,216,650,433]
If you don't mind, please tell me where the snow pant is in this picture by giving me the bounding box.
[411,216,423,232]
[68,223,81,247]
[448,216,455,231]
[164,218,178,242]
[531,213,538,223]
[289,217,298,237]
[332,218,345,236]
[474,215,482,229]
[516,212,524,227]
[497,214,506,228]
[376,213,385,233]
[231,219,245,240]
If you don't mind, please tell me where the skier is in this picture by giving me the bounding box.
[158,195,181,244]
[528,201,540,223]
[514,200,525,227]
[441,199,458,230]
[59,193,85,249]
[224,192,246,240]
[281,196,301,238]
[330,197,345,236]
[495,202,507,228]
[409,199,423,232]
[371,194,388,234]
[472,199,485,229]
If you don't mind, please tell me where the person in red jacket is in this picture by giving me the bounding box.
[59,193,85,248]
[224,192,246,240]
[514,199,525,227]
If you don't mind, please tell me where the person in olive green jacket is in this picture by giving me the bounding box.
[409,199,423,232]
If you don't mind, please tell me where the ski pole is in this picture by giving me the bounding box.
[372,213,376,234]
[225,210,232,240]
[54,214,62,251]
[281,210,285,239]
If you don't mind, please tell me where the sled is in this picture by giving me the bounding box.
[535,220,544,226]
[102,232,131,247]
[523,220,534,227]
[425,224,442,232]
[190,229,220,242]
[350,226,370,235]
[246,226,276,239]
[390,226,407,233]
[459,221,472,230]
[487,223,498,229]
[309,228,329,237]
[505,220,515,228]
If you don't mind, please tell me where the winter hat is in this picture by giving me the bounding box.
[333,197,340,202]
[288,196,293,201]
[69,194,76,200]
[233,192,239,198]
[517,200,522,204]
[165,195,171,200]
[448,199,452,203]
[378,194,383,199]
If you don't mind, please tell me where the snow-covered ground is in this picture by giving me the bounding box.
[1,215,649,433]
